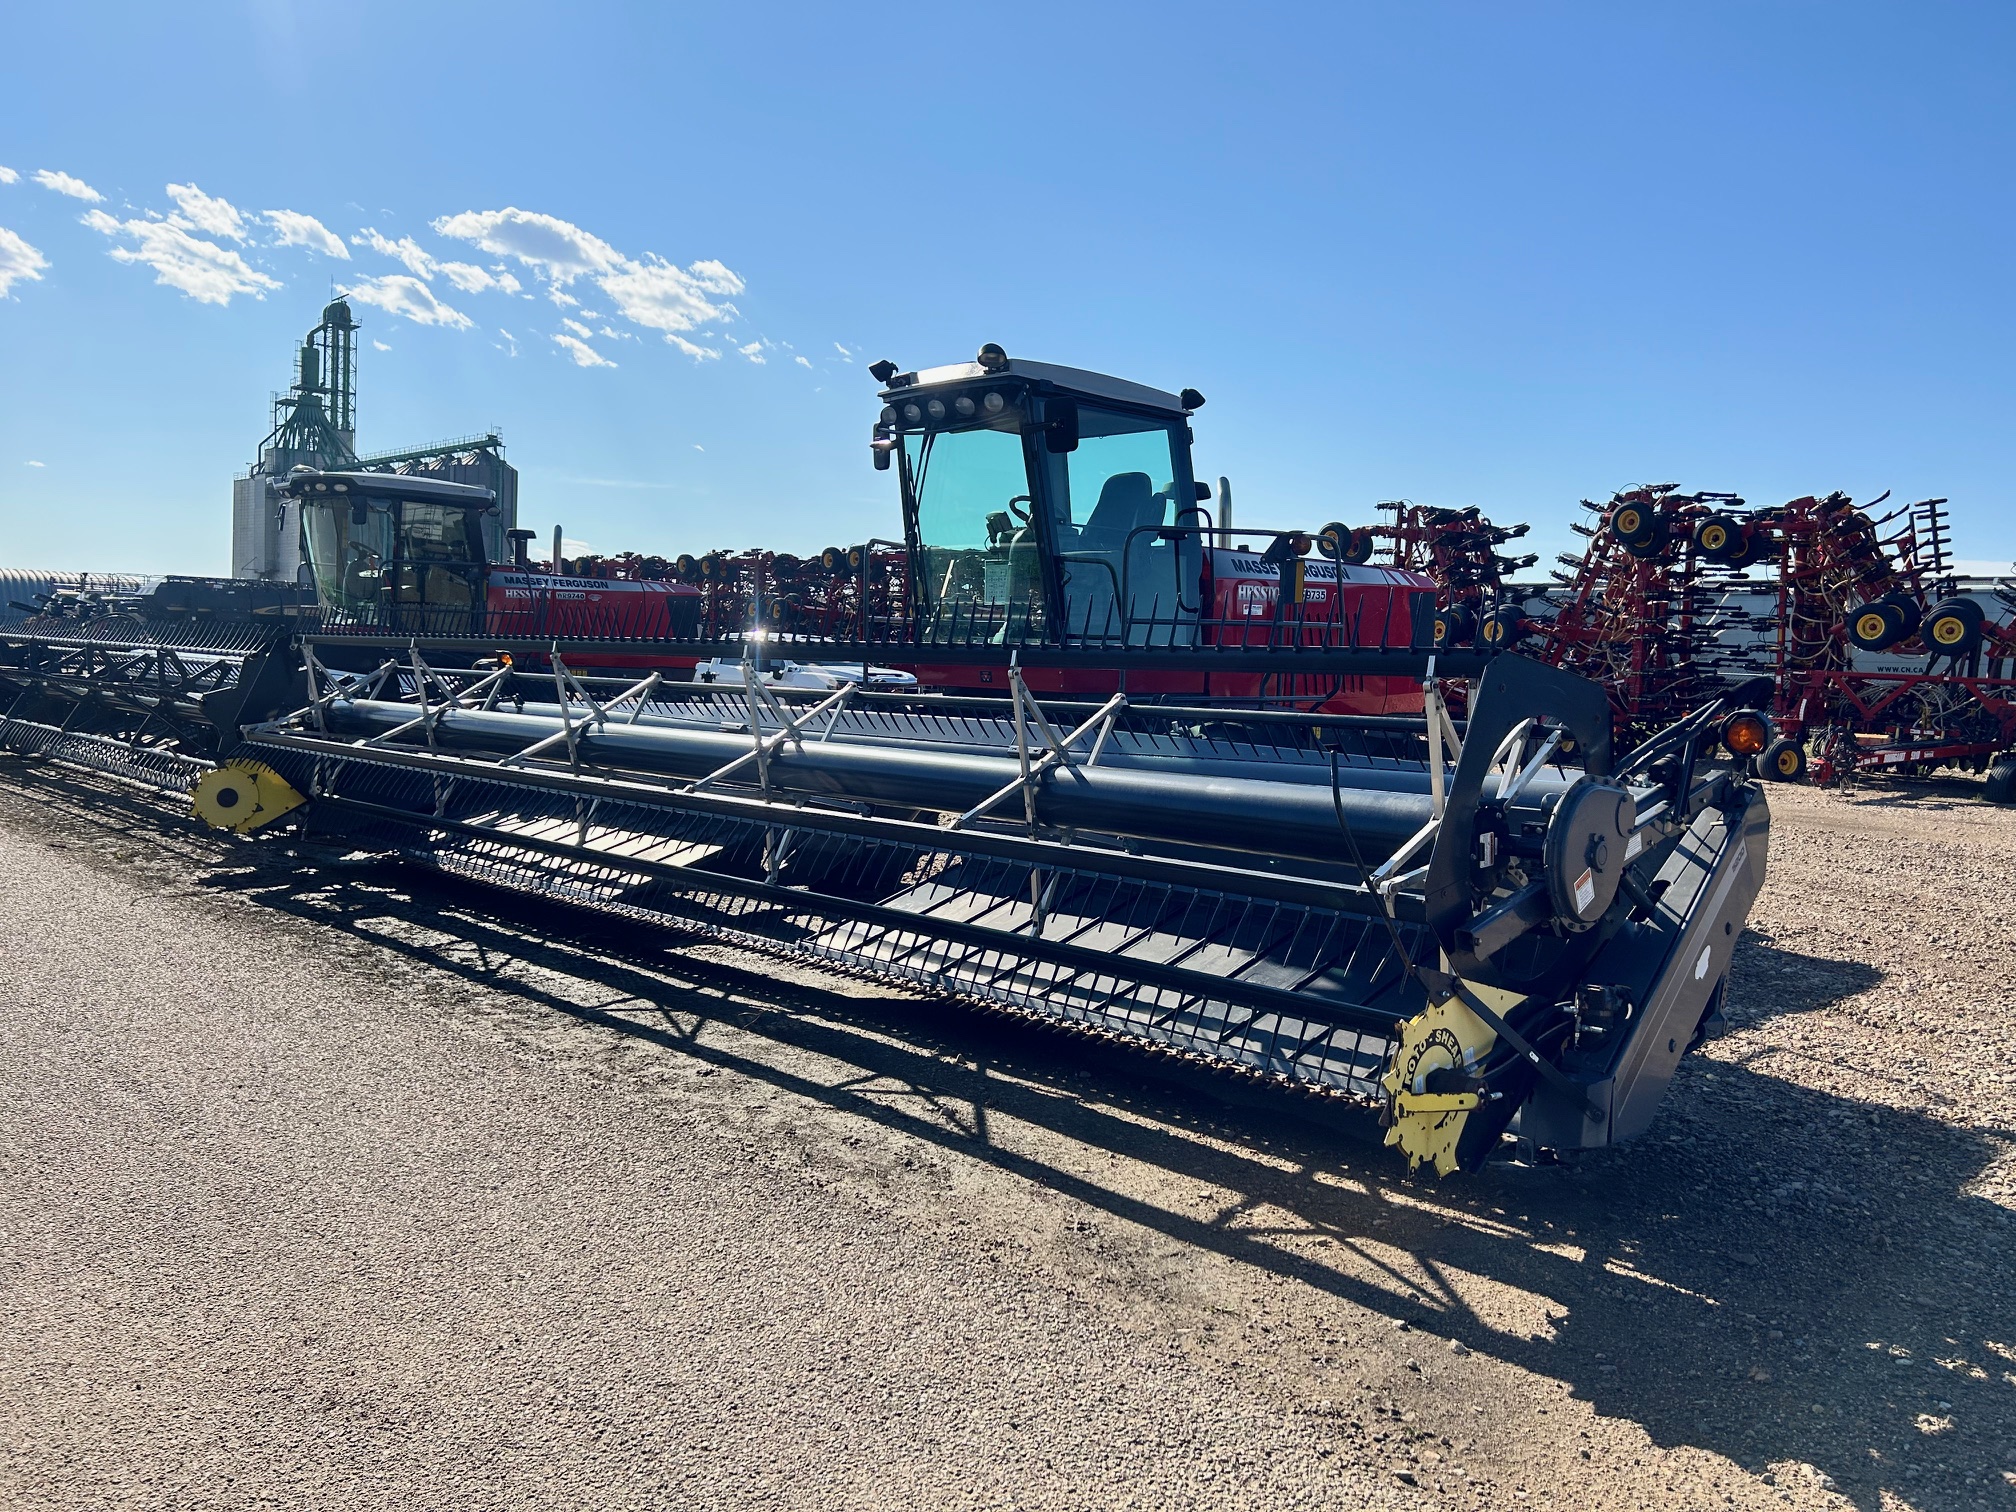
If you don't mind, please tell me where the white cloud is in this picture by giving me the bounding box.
[353,227,437,277]
[794,355,813,369]
[165,183,247,241]
[738,340,766,364]
[34,169,102,202]
[432,207,624,284]
[692,444,704,452]
[434,206,748,360]
[437,260,520,295]
[599,255,739,336]
[25,459,46,467]
[0,167,17,185]
[339,273,472,328]
[0,226,51,296]
[598,325,634,341]
[496,328,519,357]
[553,332,616,368]
[82,209,279,305]
[371,339,392,351]
[832,342,853,361]
[684,260,745,296]
[560,316,593,338]
[265,209,348,258]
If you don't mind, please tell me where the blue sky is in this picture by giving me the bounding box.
[2,2,2012,576]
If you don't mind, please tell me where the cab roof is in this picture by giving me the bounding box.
[882,357,1187,416]
[281,470,496,506]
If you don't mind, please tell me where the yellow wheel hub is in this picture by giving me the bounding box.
[1613,508,1642,536]
[1931,616,1965,645]
[192,758,305,834]
[1854,612,1889,642]
[1700,525,1727,550]
[1380,981,1526,1176]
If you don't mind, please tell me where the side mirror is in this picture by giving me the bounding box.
[350,502,369,526]
[1043,398,1079,454]
[1193,481,1212,502]
[871,427,895,471]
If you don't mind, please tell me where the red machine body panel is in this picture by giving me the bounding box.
[908,550,1435,714]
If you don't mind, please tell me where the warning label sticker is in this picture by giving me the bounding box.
[1573,867,1596,914]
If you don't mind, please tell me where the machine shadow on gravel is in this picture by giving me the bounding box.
[15,764,2014,1512]
[1722,930,1884,1025]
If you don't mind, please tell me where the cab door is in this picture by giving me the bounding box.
[1049,406,1201,647]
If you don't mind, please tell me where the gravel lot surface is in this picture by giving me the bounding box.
[1,762,2011,1511]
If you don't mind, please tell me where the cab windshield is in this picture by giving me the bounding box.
[905,415,1044,644]
[303,498,395,613]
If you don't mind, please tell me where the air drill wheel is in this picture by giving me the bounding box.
[1432,605,1476,651]
[1985,757,2016,806]
[1923,598,1984,654]
[1476,605,1529,651]
[1720,527,1767,569]
[1846,602,1903,652]
[1693,514,1745,561]
[1608,504,1658,546]
[1760,736,1808,783]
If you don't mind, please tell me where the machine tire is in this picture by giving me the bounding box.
[1343,528,1377,566]
[1760,736,1808,783]
[1923,598,1984,655]
[1432,604,1476,651]
[1608,503,1660,547]
[1692,514,1745,561]
[1316,522,1352,561]
[1622,526,1671,561]
[1846,600,1904,651]
[1475,604,1529,651]
[1985,757,2016,805]
[1721,525,1767,569]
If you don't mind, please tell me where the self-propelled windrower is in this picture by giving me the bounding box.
[0,346,1772,1172]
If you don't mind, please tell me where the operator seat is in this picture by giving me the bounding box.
[1079,472,1165,556]
[1066,471,1170,641]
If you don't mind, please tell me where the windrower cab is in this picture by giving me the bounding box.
[286,469,701,645]
[871,344,1434,709]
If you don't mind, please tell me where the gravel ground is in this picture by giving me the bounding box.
[1,761,2011,1511]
